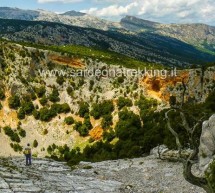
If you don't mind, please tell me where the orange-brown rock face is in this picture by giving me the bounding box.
[49,54,85,68]
[139,68,215,103]
[89,126,103,140]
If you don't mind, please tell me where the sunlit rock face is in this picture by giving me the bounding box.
[199,114,215,171]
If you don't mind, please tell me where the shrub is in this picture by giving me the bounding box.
[39,95,48,106]
[18,127,26,138]
[206,160,215,191]
[35,86,46,98]
[56,76,65,85]
[64,116,75,125]
[78,102,89,117]
[74,118,92,137]
[33,139,38,148]
[10,143,23,152]
[17,108,25,120]
[0,89,5,100]
[21,101,34,115]
[67,86,73,96]
[39,107,53,122]
[8,95,21,109]
[33,110,40,120]
[4,126,21,143]
[101,114,113,129]
[117,97,132,110]
[91,100,114,119]
[115,109,142,141]
[49,88,60,102]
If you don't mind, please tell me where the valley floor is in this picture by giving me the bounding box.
[0,155,205,193]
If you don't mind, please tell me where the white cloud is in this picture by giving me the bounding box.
[82,0,215,25]
[37,0,82,3]
[82,2,137,17]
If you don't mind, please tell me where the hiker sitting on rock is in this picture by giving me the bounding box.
[24,143,32,166]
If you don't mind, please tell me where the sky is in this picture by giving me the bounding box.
[1,0,215,25]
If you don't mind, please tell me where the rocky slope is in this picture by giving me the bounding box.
[0,7,215,66]
[0,155,205,193]
[0,7,119,31]
[120,16,215,54]
[1,19,215,66]
[0,41,214,158]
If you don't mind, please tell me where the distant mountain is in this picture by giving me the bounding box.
[1,18,215,67]
[120,16,215,54]
[0,7,120,31]
[121,15,159,31]
[60,10,86,17]
[0,7,39,20]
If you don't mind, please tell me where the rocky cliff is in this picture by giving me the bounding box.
[0,41,214,158]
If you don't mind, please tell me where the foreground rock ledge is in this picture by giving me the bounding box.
[0,156,205,193]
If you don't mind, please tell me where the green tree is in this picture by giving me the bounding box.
[8,95,21,110]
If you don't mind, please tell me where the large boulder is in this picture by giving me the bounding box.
[199,114,215,171]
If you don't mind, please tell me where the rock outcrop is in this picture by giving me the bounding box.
[0,156,205,193]
[199,114,215,171]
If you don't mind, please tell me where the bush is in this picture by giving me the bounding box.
[0,89,5,100]
[91,100,114,119]
[4,126,21,143]
[49,88,60,102]
[74,118,92,137]
[8,95,21,109]
[33,110,40,120]
[10,143,23,152]
[101,114,113,129]
[35,86,46,98]
[39,107,53,122]
[115,109,142,141]
[64,116,75,125]
[17,108,25,120]
[21,101,34,115]
[67,86,73,96]
[39,95,48,106]
[18,127,26,138]
[206,160,215,191]
[117,97,132,110]
[56,76,65,85]
[78,102,89,117]
[33,139,38,148]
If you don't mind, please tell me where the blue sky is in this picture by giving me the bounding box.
[1,0,215,25]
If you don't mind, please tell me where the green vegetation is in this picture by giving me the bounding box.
[49,88,60,102]
[18,127,26,138]
[17,108,25,120]
[74,118,92,137]
[4,126,21,143]
[8,95,21,110]
[117,97,133,110]
[56,76,65,85]
[35,86,46,98]
[48,90,215,167]
[206,160,215,191]
[91,100,114,119]
[33,139,39,148]
[64,116,75,125]
[39,95,48,106]
[0,89,5,100]
[78,102,89,118]
[10,143,23,152]
[37,103,70,122]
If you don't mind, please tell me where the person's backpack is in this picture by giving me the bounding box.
[24,148,31,155]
